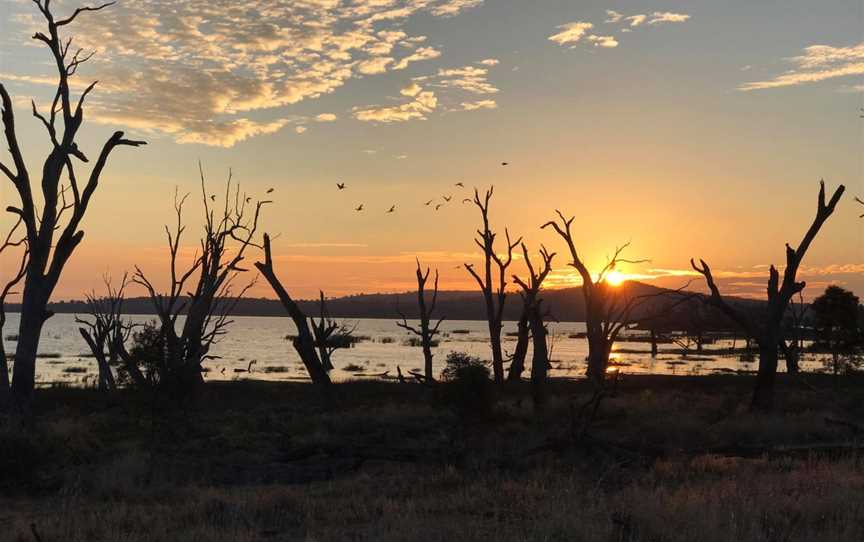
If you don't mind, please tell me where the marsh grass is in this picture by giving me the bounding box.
[1,375,863,541]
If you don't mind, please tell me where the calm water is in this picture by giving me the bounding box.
[2,313,830,387]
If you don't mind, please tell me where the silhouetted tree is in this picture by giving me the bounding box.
[1,1,145,409]
[133,170,267,394]
[464,187,521,385]
[396,260,445,382]
[691,181,844,410]
[75,274,145,390]
[255,234,331,389]
[0,218,27,403]
[511,243,555,407]
[543,212,647,386]
[780,292,807,374]
[811,285,860,379]
[311,291,357,372]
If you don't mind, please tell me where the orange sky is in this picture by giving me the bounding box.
[1,0,863,303]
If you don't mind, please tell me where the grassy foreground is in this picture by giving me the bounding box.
[1,374,864,541]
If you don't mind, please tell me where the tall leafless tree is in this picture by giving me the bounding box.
[255,234,331,389]
[1,1,145,409]
[464,187,521,385]
[543,212,647,386]
[397,260,445,382]
[691,180,844,410]
[133,169,267,394]
[0,218,28,403]
[512,243,555,407]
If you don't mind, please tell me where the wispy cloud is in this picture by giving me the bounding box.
[548,21,594,47]
[740,42,864,91]
[355,59,500,122]
[353,84,438,123]
[626,14,648,27]
[315,113,337,122]
[549,10,689,50]
[3,0,484,147]
[605,10,624,23]
[648,12,690,24]
[587,35,618,48]
[459,99,497,110]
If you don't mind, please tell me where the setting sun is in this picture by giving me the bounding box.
[603,270,628,287]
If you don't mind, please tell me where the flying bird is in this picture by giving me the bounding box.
[443,195,452,202]
[386,205,396,213]
[501,162,509,166]
[424,199,433,206]
[266,188,275,194]
[435,203,444,210]
[355,204,364,211]
[337,182,346,190]
[455,182,464,188]
[245,196,251,203]
[462,198,471,204]
[210,194,216,202]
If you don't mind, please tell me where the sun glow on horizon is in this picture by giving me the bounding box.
[602,270,628,286]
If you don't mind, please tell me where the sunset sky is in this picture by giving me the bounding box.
[1,0,863,301]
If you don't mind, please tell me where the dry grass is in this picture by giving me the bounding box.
[1,375,863,541]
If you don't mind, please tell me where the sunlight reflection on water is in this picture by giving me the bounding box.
[2,313,832,387]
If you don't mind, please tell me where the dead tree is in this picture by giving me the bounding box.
[396,260,445,382]
[75,274,145,390]
[464,187,521,385]
[780,292,807,374]
[311,291,356,372]
[512,244,555,407]
[543,212,647,386]
[691,180,844,410]
[1,1,145,408]
[255,234,331,388]
[0,218,28,402]
[507,306,531,382]
[133,169,266,394]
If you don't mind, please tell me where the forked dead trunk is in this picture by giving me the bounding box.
[529,310,549,408]
[508,311,530,381]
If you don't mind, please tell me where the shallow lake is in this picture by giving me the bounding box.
[2,313,831,386]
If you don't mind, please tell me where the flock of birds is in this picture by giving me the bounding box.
[338,162,510,214]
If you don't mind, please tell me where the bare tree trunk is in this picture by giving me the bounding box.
[529,309,549,408]
[1,2,145,410]
[79,328,116,391]
[11,306,47,407]
[256,234,330,389]
[489,326,504,383]
[512,243,555,407]
[753,333,779,411]
[113,338,147,388]
[650,330,658,358]
[0,339,9,404]
[691,181,845,411]
[507,310,530,381]
[464,187,520,387]
[397,261,444,382]
[586,334,611,384]
[780,340,799,374]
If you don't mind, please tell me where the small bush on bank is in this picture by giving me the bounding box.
[439,351,495,418]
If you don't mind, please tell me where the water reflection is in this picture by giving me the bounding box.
[1,313,833,386]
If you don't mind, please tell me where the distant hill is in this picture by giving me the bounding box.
[10,281,765,326]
